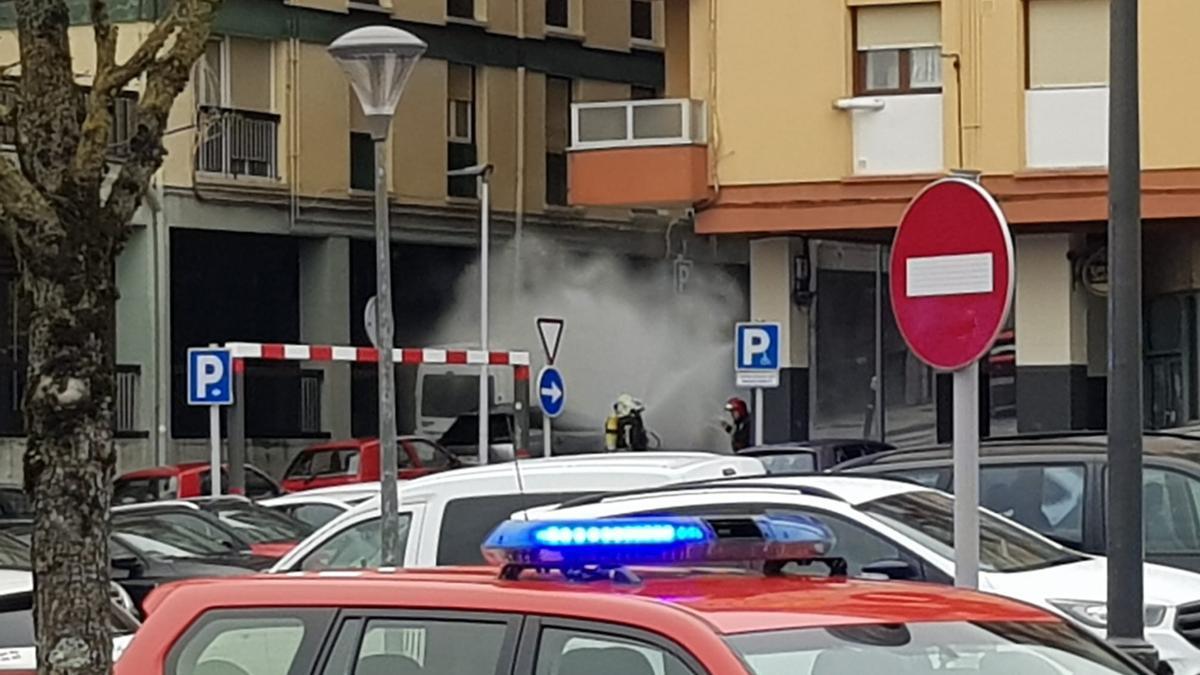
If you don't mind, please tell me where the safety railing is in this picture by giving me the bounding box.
[196,106,280,179]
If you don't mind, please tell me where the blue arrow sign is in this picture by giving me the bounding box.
[538,366,565,419]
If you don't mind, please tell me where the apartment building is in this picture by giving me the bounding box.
[568,0,1200,445]
[0,0,747,474]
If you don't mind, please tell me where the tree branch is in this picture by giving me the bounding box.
[0,155,54,227]
[102,0,221,234]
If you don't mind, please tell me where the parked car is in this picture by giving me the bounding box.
[269,452,767,572]
[0,567,139,671]
[737,438,894,473]
[518,474,1200,674]
[261,485,378,529]
[111,502,282,563]
[438,405,602,463]
[113,462,282,504]
[833,432,1200,573]
[115,498,311,559]
[280,436,461,492]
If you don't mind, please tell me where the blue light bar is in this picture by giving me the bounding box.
[481,514,836,573]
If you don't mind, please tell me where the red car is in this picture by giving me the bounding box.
[115,516,1150,675]
[113,463,283,505]
[280,436,461,492]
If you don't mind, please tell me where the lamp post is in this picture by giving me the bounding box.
[448,164,494,466]
[329,25,426,567]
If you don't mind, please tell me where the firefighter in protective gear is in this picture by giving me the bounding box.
[722,397,752,451]
[605,394,649,451]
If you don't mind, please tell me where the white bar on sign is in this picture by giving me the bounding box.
[906,252,994,298]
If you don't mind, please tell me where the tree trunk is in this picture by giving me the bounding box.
[22,210,117,675]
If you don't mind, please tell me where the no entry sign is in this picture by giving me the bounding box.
[890,178,1014,372]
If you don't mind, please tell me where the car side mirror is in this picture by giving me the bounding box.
[111,556,144,578]
[861,559,919,581]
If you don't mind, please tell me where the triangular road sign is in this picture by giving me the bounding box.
[536,317,565,365]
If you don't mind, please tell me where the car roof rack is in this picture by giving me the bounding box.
[554,481,847,511]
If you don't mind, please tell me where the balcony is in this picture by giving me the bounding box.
[1025,86,1108,170]
[567,98,708,207]
[196,106,280,180]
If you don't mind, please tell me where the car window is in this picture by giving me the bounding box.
[311,450,360,478]
[285,453,312,480]
[978,465,1086,548]
[407,439,451,469]
[436,493,592,566]
[282,503,345,530]
[885,468,949,490]
[332,617,511,675]
[0,531,30,569]
[634,502,927,579]
[535,627,698,675]
[113,511,244,555]
[758,452,817,475]
[113,477,176,505]
[168,610,331,675]
[0,488,30,518]
[1145,467,1200,554]
[246,468,281,499]
[861,491,1084,573]
[213,503,313,543]
[300,515,411,571]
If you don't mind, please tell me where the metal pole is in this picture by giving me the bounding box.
[1107,0,1154,665]
[875,244,886,442]
[478,174,491,466]
[208,405,221,497]
[543,416,552,458]
[754,387,764,446]
[953,361,979,588]
[228,363,245,495]
[374,136,401,568]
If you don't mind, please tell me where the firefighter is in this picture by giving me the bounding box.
[605,394,649,451]
[722,397,752,451]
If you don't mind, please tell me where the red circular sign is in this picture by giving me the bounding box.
[890,178,1013,371]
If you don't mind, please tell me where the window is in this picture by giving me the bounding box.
[436,493,593,565]
[300,514,411,570]
[886,468,950,491]
[854,4,942,95]
[350,132,374,191]
[113,511,247,556]
[407,439,452,469]
[336,617,511,675]
[1027,0,1109,89]
[113,477,177,505]
[631,85,658,100]
[978,464,1085,548]
[283,503,345,530]
[535,627,698,675]
[447,63,478,198]
[631,0,654,42]
[447,0,475,20]
[757,452,817,475]
[1144,468,1200,554]
[546,0,569,28]
[247,467,282,499]
[546,76,571,206]
[308,449,361,478]
[168,610,332,675]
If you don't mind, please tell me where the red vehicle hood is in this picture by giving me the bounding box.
[249,542,298,558]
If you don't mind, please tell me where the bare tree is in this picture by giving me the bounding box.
[0,0,220,673]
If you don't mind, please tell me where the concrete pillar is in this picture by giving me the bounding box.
[1015,233,1091,431]
[300,237,352,439]
[749,237,810,442]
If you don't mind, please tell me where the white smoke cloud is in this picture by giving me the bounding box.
[425,236,747,451]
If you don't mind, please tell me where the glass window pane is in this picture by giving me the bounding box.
[979,465,1085,547]
[632,103,683,140]
[864,49,900,91]
[356,618,508,675]
[909,46,942,88]
[172,615,316,675]
[576,106,627,143]
[536,627,696,675]
[300,515,411,570]
[1145,468,1200,554]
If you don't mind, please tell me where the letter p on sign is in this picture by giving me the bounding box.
[187,348,234,406]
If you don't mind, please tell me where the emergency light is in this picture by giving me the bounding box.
[482,514,836,577]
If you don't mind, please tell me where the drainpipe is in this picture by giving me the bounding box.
[146,174,170,465]
[513,3,527,303]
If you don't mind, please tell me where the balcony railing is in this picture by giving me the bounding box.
[570,99,706,151]
[0,361,141,436]
[196,106,280,180]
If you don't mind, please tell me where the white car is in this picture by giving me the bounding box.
[516,474,1200,675]
[260,485,378,529]
[0,568,139,670]
[270,452,765,572]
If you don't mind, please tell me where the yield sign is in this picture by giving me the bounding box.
[536,317,565,365]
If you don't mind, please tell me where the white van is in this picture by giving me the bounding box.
[269,452,766,572]
[414,344,515,439]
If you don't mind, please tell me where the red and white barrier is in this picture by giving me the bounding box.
[226,342,531,366]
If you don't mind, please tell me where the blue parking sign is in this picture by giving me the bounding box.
[188,348,233,406]
[736,323,781,370]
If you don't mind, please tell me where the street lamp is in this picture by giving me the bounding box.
[329,25,426,567]
[447,163,493,466]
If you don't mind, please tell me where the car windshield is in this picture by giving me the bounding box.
[726,620,1142,675]
[0,531,30,569]
[860,491,1085,573]
[111,512,239,557]
[758,451,818,474]
[209,502,313,543]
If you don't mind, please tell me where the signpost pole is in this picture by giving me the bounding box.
[208,404,221,497]
[953,361,980,588]
[543,416,552,458]
[753,388,764,446]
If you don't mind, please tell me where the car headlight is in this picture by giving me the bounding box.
[1049,600,1168,628]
